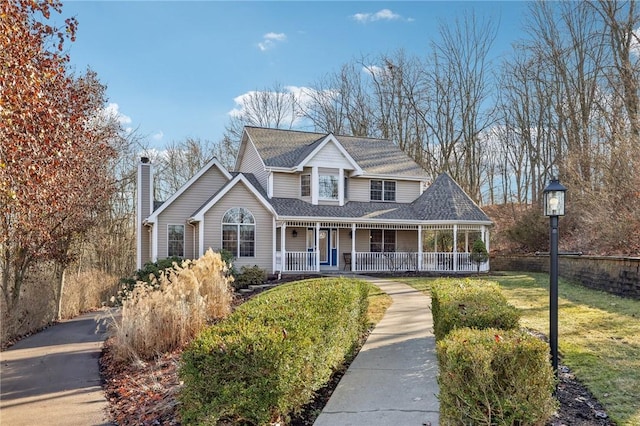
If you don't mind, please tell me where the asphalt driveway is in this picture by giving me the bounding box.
[0,310,112,426]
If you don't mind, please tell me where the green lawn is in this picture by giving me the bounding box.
[400,273,640,426]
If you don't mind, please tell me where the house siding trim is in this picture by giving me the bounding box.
[146,157,231,224]
[190,174,276,222]
[297,134,362,174]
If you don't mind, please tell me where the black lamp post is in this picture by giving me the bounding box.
[543,178,567,392]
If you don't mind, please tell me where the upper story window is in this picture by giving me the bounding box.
[300,174,310,197]
[222,207,255,257]
[319,174,338,200]
[371,180,396,202]
[168,224,185,257]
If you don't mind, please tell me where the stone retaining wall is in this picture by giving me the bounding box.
[491,254,640,300]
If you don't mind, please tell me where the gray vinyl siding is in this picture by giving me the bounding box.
[272,172,300,198]
[237,139,269,191]
[338,228,352,256]
[306,142,354,169]
[156,166,229,260]
[202,183,274,271]
[347,178,421,203]
[397,230,418,251]
[282,227,308,252]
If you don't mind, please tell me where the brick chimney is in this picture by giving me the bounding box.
[137,157,153,269]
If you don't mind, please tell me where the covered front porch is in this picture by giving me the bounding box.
[275,221,490,274]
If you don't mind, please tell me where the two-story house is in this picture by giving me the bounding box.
[137,126,492,274]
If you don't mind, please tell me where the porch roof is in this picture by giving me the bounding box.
[271,173,491,224]
[412,173,491,222]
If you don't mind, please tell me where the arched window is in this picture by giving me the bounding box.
[222,207,255,257]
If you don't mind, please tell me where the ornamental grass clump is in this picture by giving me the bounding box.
[179,277,369,425]
[110,249,232,361]
[437,327,557,425]
[431,278,520,340]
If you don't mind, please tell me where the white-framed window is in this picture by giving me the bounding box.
[300,174,311,197]
[222,207,255,257]
[319,174,338,200]
[370,180,396,202]
[370,229,396,252]
[168,224,185,257]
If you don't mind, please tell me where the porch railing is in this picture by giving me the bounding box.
[276,251,488,273]
[283,251,317,272]
[354,252,418,272]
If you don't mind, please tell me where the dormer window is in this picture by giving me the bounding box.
[319,174,338,200]
[371,180,396,202]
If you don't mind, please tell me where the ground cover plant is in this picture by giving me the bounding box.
[402,274,640,426]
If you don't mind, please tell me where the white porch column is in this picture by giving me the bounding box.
[434,230,438,252]
[311,166,319,205]
[485,228,491,271]
[281,223,286,272]
[453,224,458,272]
[272,217,276,273]
[465,231,469,252]
[315,222,321,271]
[417,225,423,271]
[338,168,344,206]
[351,223,356,272]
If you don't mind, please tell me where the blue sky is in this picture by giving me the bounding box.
[60,1,529,148]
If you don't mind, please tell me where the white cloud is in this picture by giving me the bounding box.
[152,131,164,141]
[351,9,409,24]
[102,102,133,133]
[228,86,313,127]
[258,32,287,51]
[362,64,385,77]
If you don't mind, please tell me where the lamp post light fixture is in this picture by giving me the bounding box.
[543,178,567,392]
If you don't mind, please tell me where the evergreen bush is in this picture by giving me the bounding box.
[431,279,520,340]
[179,277,369,425]
[232,265,267,290]
[437,327,557,425]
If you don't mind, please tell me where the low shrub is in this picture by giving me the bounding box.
[110,249,232,361]
[115,256,183,305]
[431,279,520,340]
[437,327,557,425]
[232,265,267,290]
[179,277,369,425]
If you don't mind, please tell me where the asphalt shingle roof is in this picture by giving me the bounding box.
[410,173,491,222]
[244,126,426,178]
[268,173,491,223]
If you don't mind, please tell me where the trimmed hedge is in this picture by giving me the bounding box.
[431,279,520,340]
[179,277,369,425]
[437,328,557,425]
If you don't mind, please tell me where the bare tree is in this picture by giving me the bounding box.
[424,12,498,202]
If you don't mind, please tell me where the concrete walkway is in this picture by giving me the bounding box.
[314,276,440,426]
[0,310,112,426]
